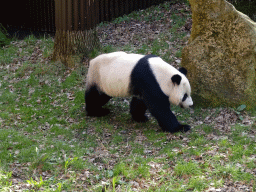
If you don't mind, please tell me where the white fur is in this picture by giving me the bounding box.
[148,57,193,108]
[182,96,193,108]
[86,52,193,108]
[86,52,143,97]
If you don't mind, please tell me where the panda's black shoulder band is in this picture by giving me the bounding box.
[144,54,158,60]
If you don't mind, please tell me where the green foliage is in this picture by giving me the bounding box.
[89,48,100,59]
[202,125,213,134]
[174,160,201,176]
[137,44,149,55]
[113,15,130,24]
[175,49,183,58]
[113,160,150,179]
[64,157,78,172]
[187,176,208,191]
[170,0,190,6]
[0,91,17,106]
[236,104,246,112]
[101,45,117,53]
[213,163,254,182]
[235,104,247,120]
[24,35,37,44]
[0,24,10,48]
[0,2,255,191]
[0,169,12,191]
[62,71,79,89]
[27,176,45,189]
[227,0,256,21]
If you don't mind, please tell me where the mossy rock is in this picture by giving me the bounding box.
[181,0,256,109]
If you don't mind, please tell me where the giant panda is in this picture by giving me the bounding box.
[85,52,193,133]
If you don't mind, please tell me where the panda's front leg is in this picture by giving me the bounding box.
[157,118,191,133]
[143,95,190,133]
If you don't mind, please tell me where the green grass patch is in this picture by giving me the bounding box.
[113,160,150,179]
[0,169,12,191]
[174,160,201,177]
[0,2,255,191]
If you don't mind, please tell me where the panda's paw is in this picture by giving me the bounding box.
[132,115,149,123]
[87,108,110,117]
[180,124,191,132]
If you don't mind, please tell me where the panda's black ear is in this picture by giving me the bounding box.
[171,74,181,85]
[179,67,187,76]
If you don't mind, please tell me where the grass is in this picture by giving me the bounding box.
[0,24,11,47]
[0,1,256,191]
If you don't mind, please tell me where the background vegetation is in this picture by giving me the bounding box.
[228,0,256,21]
[0,24,10,47]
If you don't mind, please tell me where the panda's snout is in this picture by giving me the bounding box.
[180,97,193,109]
[180,103,193,109]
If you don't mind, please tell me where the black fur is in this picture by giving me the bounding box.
[171,74,182,85]
[130,97,148,122]
[129,55,190,133]
[85,55,190,133]
[179,67,187,76]
[85,85,112,117]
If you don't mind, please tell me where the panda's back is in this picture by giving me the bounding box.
[92,52,145,97]
[87,52,182,98]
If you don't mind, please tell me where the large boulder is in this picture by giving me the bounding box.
[181,0,256,109]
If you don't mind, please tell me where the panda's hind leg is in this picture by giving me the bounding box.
[130,97,148,122]
[85,85,112,117]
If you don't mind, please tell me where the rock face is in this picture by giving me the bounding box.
[181,0,256,109]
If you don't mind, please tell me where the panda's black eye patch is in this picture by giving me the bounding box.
[182,93,188,102]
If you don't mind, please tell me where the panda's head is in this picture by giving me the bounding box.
[170,67,193,108]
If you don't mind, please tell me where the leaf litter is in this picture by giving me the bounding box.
[0,1,255,192]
